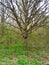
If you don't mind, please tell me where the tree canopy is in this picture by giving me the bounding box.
[0,0,49,39]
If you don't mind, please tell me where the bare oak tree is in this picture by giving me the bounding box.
[0,0,49,39]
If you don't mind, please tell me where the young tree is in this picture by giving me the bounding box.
[0,0,49,39]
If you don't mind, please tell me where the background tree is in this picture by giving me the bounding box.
[0,0,6,36]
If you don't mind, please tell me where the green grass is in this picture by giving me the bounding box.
[0,42,48,65]
[0,56,41,65]
[0,27,49,65]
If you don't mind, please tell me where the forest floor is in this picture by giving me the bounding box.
[0,43,49,65]
[0,27,49,65]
